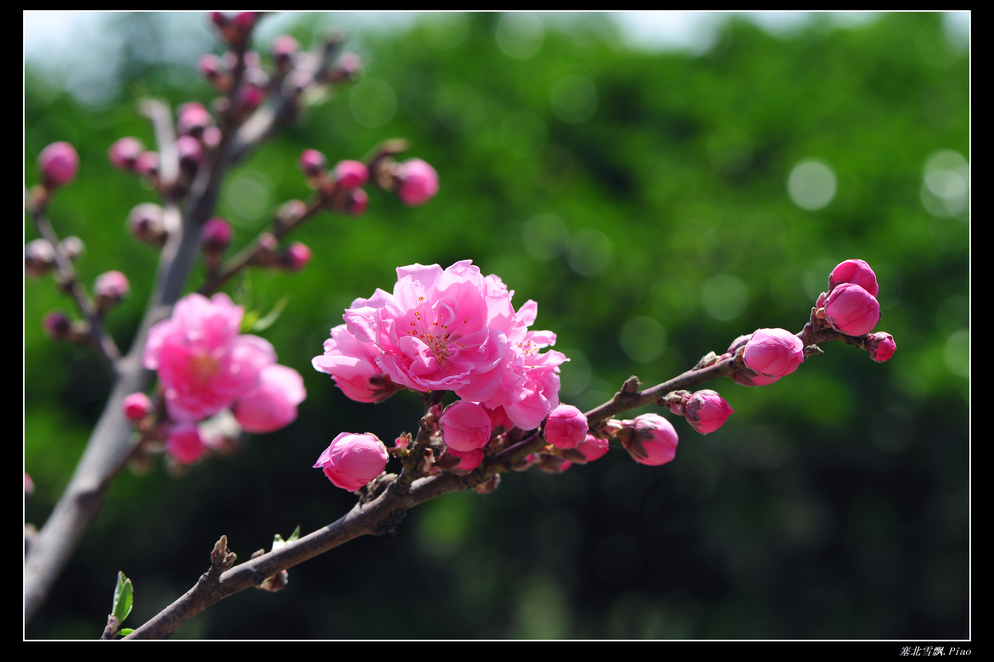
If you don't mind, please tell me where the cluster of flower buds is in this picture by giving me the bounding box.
[125,292,305,465]
[298,149,372,216]
[818,259,881,337]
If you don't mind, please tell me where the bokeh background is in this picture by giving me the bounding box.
[24,12,969,639]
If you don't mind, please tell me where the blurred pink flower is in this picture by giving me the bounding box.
[39,142,79,187]
[144,293,276,422]
[167,423,207,464]
[394,158,438,206]
[233,364,306,433]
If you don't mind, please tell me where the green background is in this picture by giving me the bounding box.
[25,12,969,639]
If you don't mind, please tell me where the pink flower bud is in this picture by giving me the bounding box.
[25,472,34,496]
[277,199,308,228]
[43,311,72,340]
[824,283,880,337]
[441,401,493,452]
[576,434,609,463]
[625,413,679,466]
[544,404,588,449]
[683,390,734,434]
[201,217,233,253]
[199,54,221,80]
[167,423,207,465]
[345,188,369,216]
[314,432,389,492]
[176,135,203,171]
[134,151,159,176]
[94,270,130,304]
[282,242,312,271]
[865,332,896,363]
[39,142,79,188]
[829,259,878,298]
[332,160,369,188]
[743,328,804,378]
[271,35,299,60]
[128,203,167,245]
[732,371,782,388]
[108,137,145,170]
[123,392,153,421]
[299,149,327,178]
[177,102,213,137]
[59,236,85,261]
[394,158,439,206]
[233,365,306,433]
[24,239,56,277]
[443,447,484,473]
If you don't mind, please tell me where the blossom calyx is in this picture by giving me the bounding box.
[314,433,389,492]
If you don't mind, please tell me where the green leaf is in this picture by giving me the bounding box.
[248,296,289,333]
[112,571,133,623]
[287,525,301,543]
[118,628,134,637]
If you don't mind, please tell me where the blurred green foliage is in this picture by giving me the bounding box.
[25,12,968,639]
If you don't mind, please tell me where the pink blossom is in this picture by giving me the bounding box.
[743,328,804,378]
[829,259,878,298]
[318,261,565,430]
[824,283,880,337]
[201,217,233,252]
[576,434,610,462]
[332,160,369,188]
[39,142,79,187]
[122,392,153,421]
[144,293,276,422]
[544,404,588,449]
[440,401,493,452]
[94,270,130,302]
[312,324,398,403]
[314,432,389,492]
[394,158,438,206]
[624,413,679,466]
[108,137,145,170]
[233,365,306,433]
[177,102,213,137]
[299,149,327,177]
[167,423,207,464]
[684,390,734,434]
[865,332,897,363]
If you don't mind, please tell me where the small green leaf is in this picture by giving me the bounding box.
[249,297,289,333]
[287,525,301,543]
[112,571,133,623]
[118,628,134,637]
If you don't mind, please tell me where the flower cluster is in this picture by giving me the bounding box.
[314,260,567,431]
[137,293,305,463]
[820,259,881,337]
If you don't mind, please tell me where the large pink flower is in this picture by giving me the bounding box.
[319,260,566,430]
[144,293,276,422]
[233,364,306,433]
